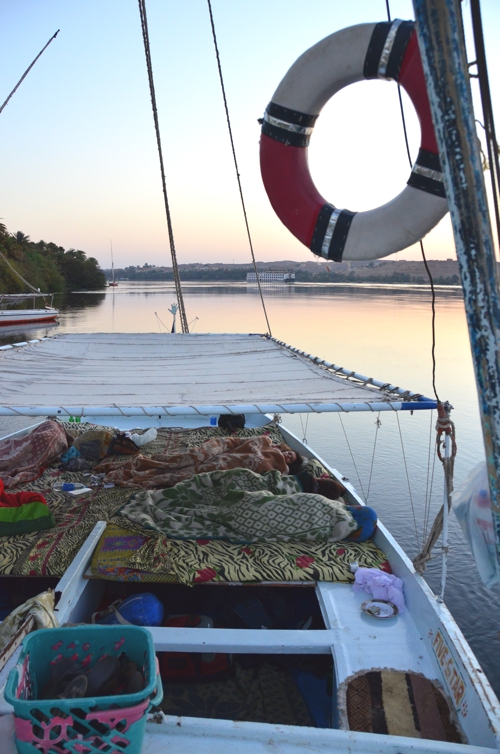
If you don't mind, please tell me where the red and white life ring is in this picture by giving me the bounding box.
[260,20,448,261]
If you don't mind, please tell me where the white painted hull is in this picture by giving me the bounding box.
[0,418,499,752]
[0,308,59,327]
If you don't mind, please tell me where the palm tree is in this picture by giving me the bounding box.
[12,231,31,246]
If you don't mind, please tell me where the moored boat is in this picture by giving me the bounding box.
[246,269,295,283]
[0,295,59,327]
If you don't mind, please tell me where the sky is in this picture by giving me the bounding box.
[0,0,499,270]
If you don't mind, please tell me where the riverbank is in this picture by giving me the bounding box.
[105,259,481,286]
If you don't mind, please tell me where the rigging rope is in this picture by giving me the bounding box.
[0,30,59,116]
[422,409,435,541]
[137,0,189,333]
[206,0,272,336]
[413,403,457,573]
[385,0,440,403]
[0,249,40,294]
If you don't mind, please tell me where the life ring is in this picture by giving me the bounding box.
[260,20,448,261]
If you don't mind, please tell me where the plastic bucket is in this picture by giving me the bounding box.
[5,625,163,754]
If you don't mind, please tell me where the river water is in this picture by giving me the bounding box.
[1,280,499,695]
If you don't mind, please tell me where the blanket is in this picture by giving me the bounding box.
[95,435,290,488]
[0,425,284,577]
[0,420,72,488]
[120,468,357,544]
[90,523,392,585]
[0,479,54,536]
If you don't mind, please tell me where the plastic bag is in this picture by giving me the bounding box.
[352,567,406,613]
[129,427,157,447]
[452,462,499,588]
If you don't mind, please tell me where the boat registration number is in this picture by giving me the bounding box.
[431,629,466,707]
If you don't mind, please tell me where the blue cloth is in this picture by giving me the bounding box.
[61,446,80,463]
[344,505,377,542]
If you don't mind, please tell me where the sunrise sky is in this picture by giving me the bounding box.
[1,0,499,269]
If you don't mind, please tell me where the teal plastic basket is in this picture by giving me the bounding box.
[5,625,163,754]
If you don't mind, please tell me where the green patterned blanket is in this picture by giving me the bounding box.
[121,468,357,544]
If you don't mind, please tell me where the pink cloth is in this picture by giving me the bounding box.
[352,567,406,612]
[0,420,72,489]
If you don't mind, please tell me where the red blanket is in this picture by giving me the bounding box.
[0,420,72,488]
[95,435,290,488]
[0,478,47,507]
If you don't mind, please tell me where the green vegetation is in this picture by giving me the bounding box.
[121,266,247,282]
[295,270,460,285]
[0,222,106,293]
[117,264,460,286]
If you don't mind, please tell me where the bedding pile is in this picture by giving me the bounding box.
[0,422,389,582]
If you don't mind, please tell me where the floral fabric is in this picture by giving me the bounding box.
[0,420,72,488]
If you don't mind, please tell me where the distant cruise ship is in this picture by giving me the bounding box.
[246,269,295,283]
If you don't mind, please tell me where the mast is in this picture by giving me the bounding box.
[413,0,500,576]
[110,240,115,285]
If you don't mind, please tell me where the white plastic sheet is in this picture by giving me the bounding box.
[452,462,499,588]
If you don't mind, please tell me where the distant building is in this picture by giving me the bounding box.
[247,269,295,283]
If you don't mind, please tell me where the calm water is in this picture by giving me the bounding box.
[1,281,499,695]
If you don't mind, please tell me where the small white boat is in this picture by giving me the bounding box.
[0,294,59,327]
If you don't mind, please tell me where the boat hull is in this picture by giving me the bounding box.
[0,417,498,751]
[0,308,59,326]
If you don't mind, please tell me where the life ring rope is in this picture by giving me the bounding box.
[260,19,448,262]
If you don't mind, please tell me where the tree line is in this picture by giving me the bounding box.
[117,265,460,286]
[0,223,106,294]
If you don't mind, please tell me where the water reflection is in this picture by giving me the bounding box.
[0,322,60,345]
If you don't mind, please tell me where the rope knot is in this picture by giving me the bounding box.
[435,401,457,461]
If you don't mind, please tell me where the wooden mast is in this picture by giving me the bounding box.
[413,0,500,577]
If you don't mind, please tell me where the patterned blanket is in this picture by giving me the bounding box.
[120,468,357,544]
[0,423,389,583]
[94,435,291,488]
[0,420,72,488]
[90,523,391,585]
[0,424,286,577]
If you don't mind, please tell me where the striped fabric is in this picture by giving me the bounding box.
[346,670,462,742]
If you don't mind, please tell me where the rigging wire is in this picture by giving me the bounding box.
[396,412,421,550]
[338,414,366,500]
[299,413,310,444]
[137,0,189,334]
[206,0,272,336]
[385,0,440,403]
[365,414,382,503]
[469,0,500,255]
[0,30,59,116]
